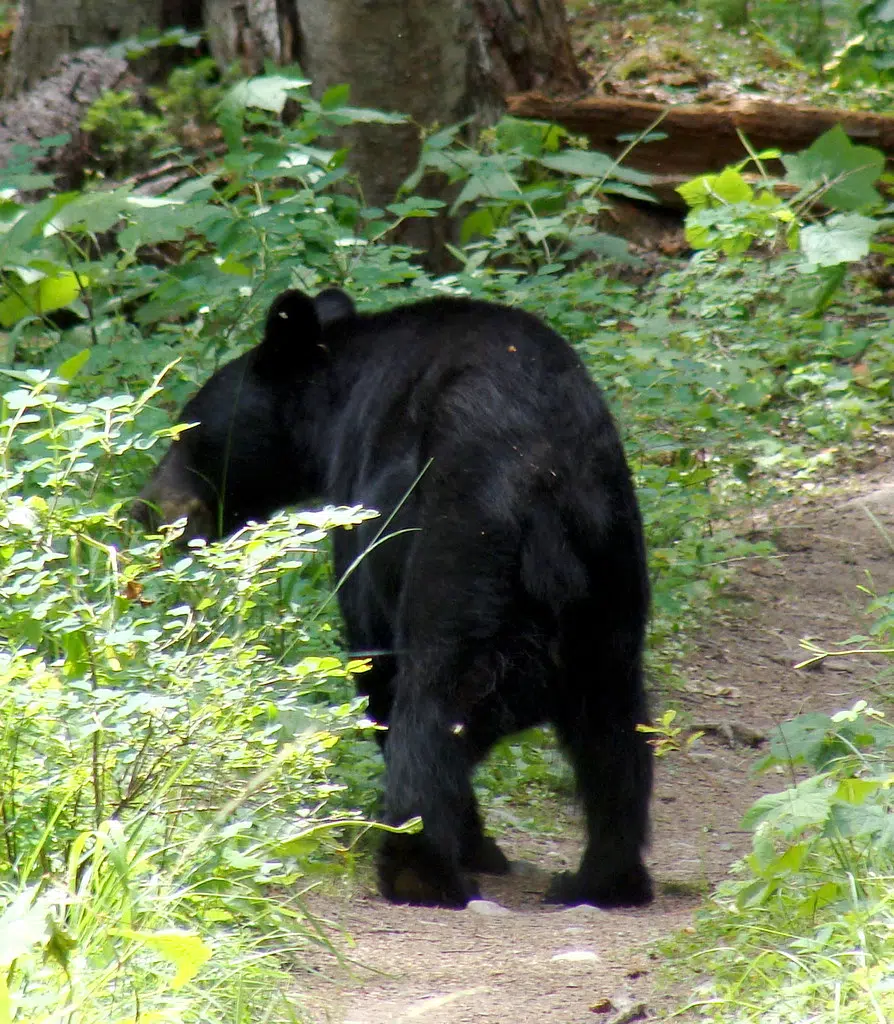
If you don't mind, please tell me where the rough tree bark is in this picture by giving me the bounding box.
[4,1,203,97]
[202,0,286,75]
[293,1,490,211]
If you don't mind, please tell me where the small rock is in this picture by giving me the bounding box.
[590,997,614,1013]
[687,750,718,763]
[466,899,511,916]
[551,950,600,963]
[555,903,608,918]
[508,859,544,877]
[606,1000,648,1024]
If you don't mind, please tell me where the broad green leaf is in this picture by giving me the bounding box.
[742,774,834,833]
[218,74,311,150]
[118,203,216,249]
[218,255,252,277]
[38,271,83,311]
[45,189,132,234]
[567,231,632,261]
[460,207,496,243]
[328,106,406,125]
[451,166,519,212]
[539,151,651,185]
[709,167,754,204]
[602,181,656,203]
[223,75,311,115]
[57,349,91,382]
[0,291,30,326]
[2,192,79,253]
[0,888,50,967]
[321,83,351,109]
[538,150,618,180]
[387,197,445,218]
[121,929,212,990]
[782,125,884,211]
[678,168,753,208]
[421,123,466,151]
[800,212,876,266]
[0,270,86,326]
[834,777,882,804]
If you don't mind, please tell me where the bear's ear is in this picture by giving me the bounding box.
[315,288,355,328]
[254,289,323,378]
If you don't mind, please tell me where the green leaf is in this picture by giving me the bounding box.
[541,150,652,186]
[386,197,446,218]
[678,168,753,209]
[834,777,882,804]
[38,271,84,312]
[538,150,618,179]
[460,207,496,243]
[709,167,754,204]
[0,270,86,327]
[57,349,91,382]
[742,774,834,834]
[326,106,406,125]
[451,166,519,212]
[800,212,876,267]
[782,125,884,211]
[218,74,311,150]
[122,929,212,990]
[46,189,132,233]
[223,75,311,115]
[321,83,351,110]
[602,181,656,203]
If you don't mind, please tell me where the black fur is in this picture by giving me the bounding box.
[133,288,654,908]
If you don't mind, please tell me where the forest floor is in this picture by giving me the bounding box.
[294,463,894,1023]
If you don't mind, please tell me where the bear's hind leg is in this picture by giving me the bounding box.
[460,799,510,875]
[546,666,654,908]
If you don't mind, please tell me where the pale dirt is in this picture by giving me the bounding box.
[294,468,894,1024]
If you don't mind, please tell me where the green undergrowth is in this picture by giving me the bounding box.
[1,64,893,1022]
[667,693,894,1023]
[568,0,894,109]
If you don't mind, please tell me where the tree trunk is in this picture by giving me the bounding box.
[473,0,586,95]
[293,0,582,258]
[294,0,491,211]
[4,0,203,97]
[202,0,290,74]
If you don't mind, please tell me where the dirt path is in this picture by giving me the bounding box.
[298,471,894,1024]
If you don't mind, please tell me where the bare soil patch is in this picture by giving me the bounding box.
[297,471,894,1024]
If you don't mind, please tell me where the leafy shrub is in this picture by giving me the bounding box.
[82,90,175,175]
[0,371,376,1020]
[406,115,651,270]
[826,0,894,87]
[677,126,885,314]
[678,700,894,1023]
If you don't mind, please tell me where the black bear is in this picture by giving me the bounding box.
[133,288,654,909]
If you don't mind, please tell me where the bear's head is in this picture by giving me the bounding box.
[131,288,355,540]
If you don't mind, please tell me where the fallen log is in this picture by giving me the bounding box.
[507,93,894,178]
